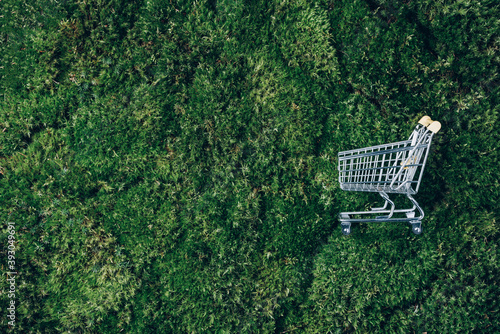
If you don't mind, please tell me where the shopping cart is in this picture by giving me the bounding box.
[338,116,441,235]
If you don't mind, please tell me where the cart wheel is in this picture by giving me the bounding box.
[409,221,422,235]
[341,222,351,236]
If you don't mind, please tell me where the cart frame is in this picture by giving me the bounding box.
[338,116,441,235]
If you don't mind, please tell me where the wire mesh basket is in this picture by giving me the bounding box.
[338,116,441,235]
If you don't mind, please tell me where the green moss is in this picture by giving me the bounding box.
[1,0,498,333]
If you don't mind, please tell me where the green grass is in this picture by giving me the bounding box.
[1,0,499,333]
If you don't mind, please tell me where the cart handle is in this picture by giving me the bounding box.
[418,116,432,127]
[390,117,440,190]
[418,116,441,134]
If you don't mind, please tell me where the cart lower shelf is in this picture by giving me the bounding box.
[338,192,424,235]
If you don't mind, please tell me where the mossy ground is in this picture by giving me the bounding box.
[1,0,499,333]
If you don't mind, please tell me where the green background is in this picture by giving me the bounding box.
[1,0,498,332]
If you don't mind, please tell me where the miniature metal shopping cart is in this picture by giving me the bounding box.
[338,116,441,235]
